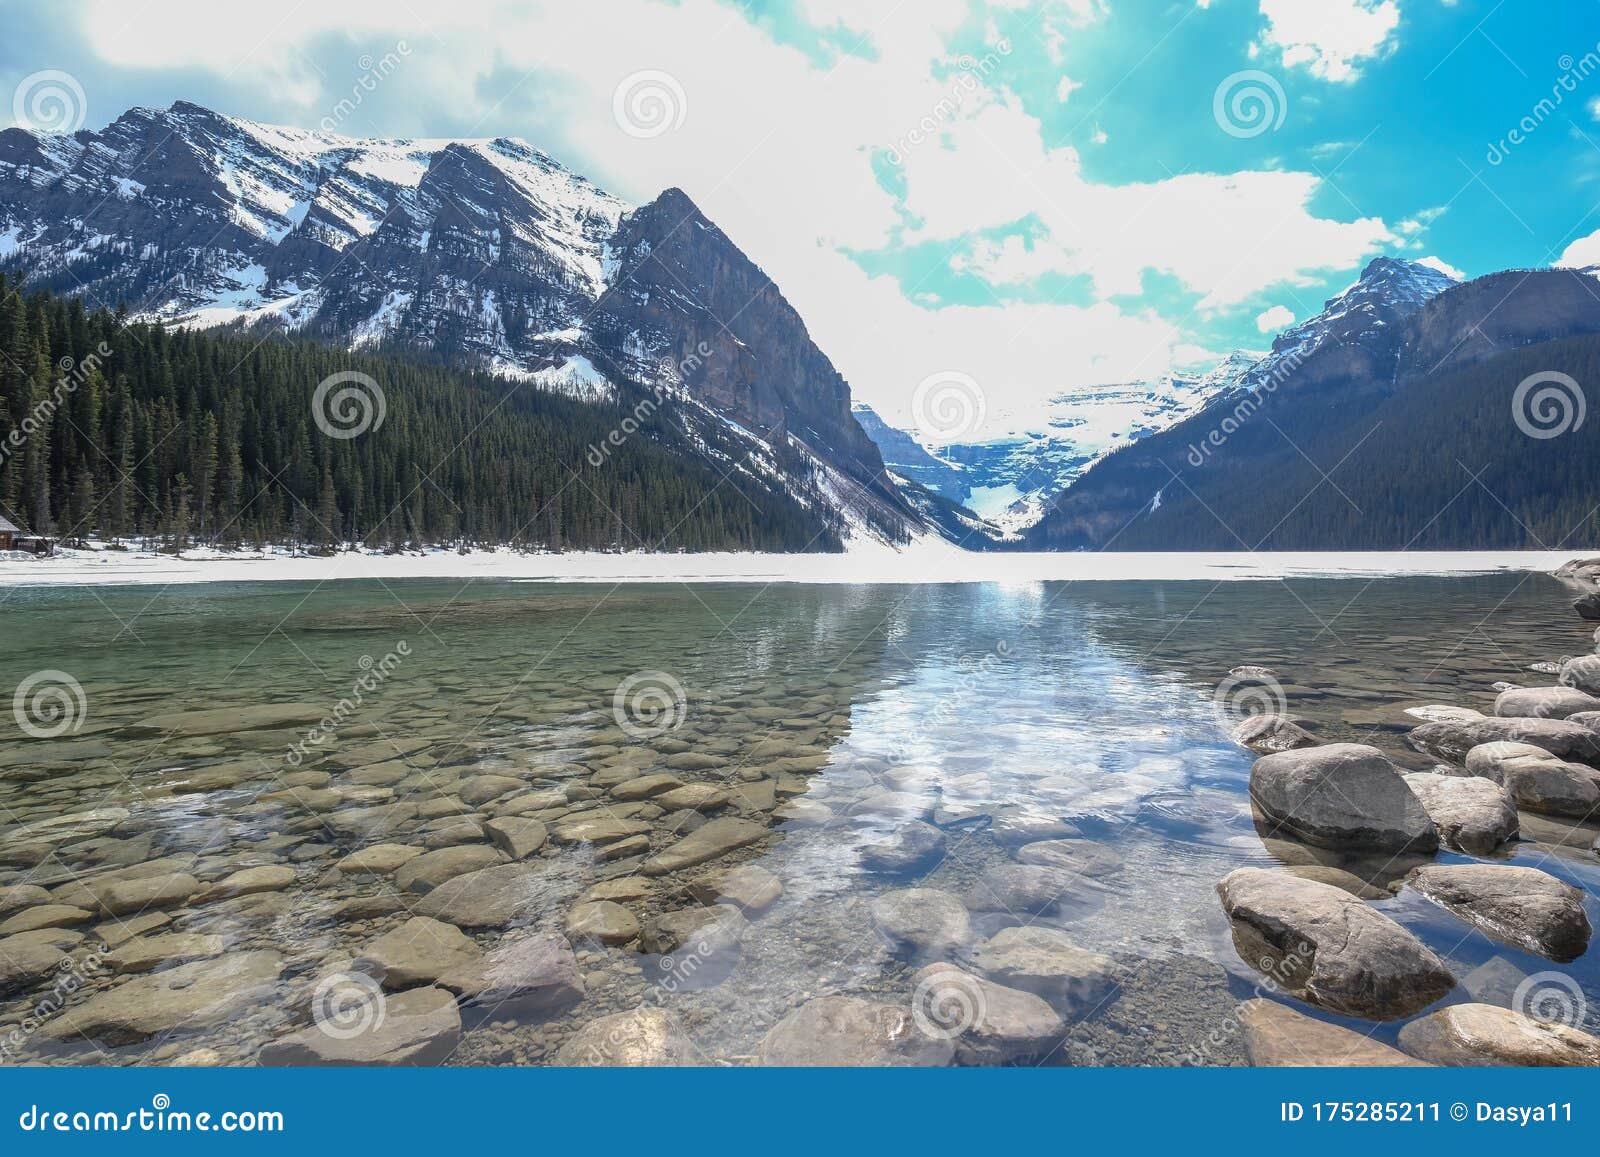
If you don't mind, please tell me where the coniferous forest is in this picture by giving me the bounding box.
[0,277,839,553]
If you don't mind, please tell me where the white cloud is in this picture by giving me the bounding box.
[68,0,1394,435]
[1255,304,1295,332]
[1556,229,1600,269]
[1414,254,1464,280]
[1256,0,1401,82]
[1056,75,1081,102]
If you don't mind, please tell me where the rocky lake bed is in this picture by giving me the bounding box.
[1,570,1598,1067]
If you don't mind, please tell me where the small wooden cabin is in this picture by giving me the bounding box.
[0,515,19,551]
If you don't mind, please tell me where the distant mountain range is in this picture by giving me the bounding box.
[0,101,964,548]
[4,102,1598,553]
[1028,258,1600,550]
[857,350,1264,532]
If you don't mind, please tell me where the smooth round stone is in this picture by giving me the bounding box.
[105,932,226,974]
[969,926,1118,1016]
[857,820,946,874]
[566,901,641,946]
[356,916,483,990]
[963,864,1078,915]
[756,996,954,1066]
[870,888,972,959]
[1495,685,1600,720]
[1013,839,1122,877]
[0,904,93,935]
[1400,772,1518,855]
[395,845,504,894]
[335,844,424,876]
[1406,863,1591,962]
[259,986,460,1067]
[1398,1003,1600,1066]
[684,865,781,914]
[912,962,1065,1065]
[557,1008,701,1066]
[481,817,548,860]
[1237,999,1427,1066]
[1248,743,1437,853]
[194,865,296,903]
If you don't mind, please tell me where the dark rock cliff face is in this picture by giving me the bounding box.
[590,188,904,512]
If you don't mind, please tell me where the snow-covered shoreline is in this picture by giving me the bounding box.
[0,542,1584,588]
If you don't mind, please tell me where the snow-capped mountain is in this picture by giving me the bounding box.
[0,101,930,546]
[859,350,1262,531]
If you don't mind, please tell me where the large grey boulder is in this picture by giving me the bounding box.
[1495,685,1600,719]
[1248,744,1437,853]
[1575,591,1600,620]
[911,962,1065,1065]
[1409,717,1600,766]
[1217,868,1454,1020]
[1398,1004,1600,1066]
[857,820,946,874]
[1400,772,1517,855]
[1406,864,1591,962]
[258,986,460,1066]
[1464,742,1600,817]
[1560,654,1600,695]
[756,995,954,1066]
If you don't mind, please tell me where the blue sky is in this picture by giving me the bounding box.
[5,0,1600,437]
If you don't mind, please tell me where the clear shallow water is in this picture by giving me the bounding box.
[0,573,1596,1065]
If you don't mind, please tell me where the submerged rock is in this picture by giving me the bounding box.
[857,820,946,874]
[1398,1003,1600,1066]
[258,985,460,1066]
[912,962,1065,1065]
[641,817,768,876]
[356,916,482,989]
[42,950,284,1045]
[1217,868,1453,1020]
[1231,714,1317,754]
[442,931,585,1017]
[968,926,1118,1016]
[565,901,641,946]
[1236,999,1427,1066]
[1400,772,1517,855]
[756,995,954,1066]
[870,888,972,959]
[1248,743,1437,853]
[557,1007,702,1066]
[1406,864,1591,962]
